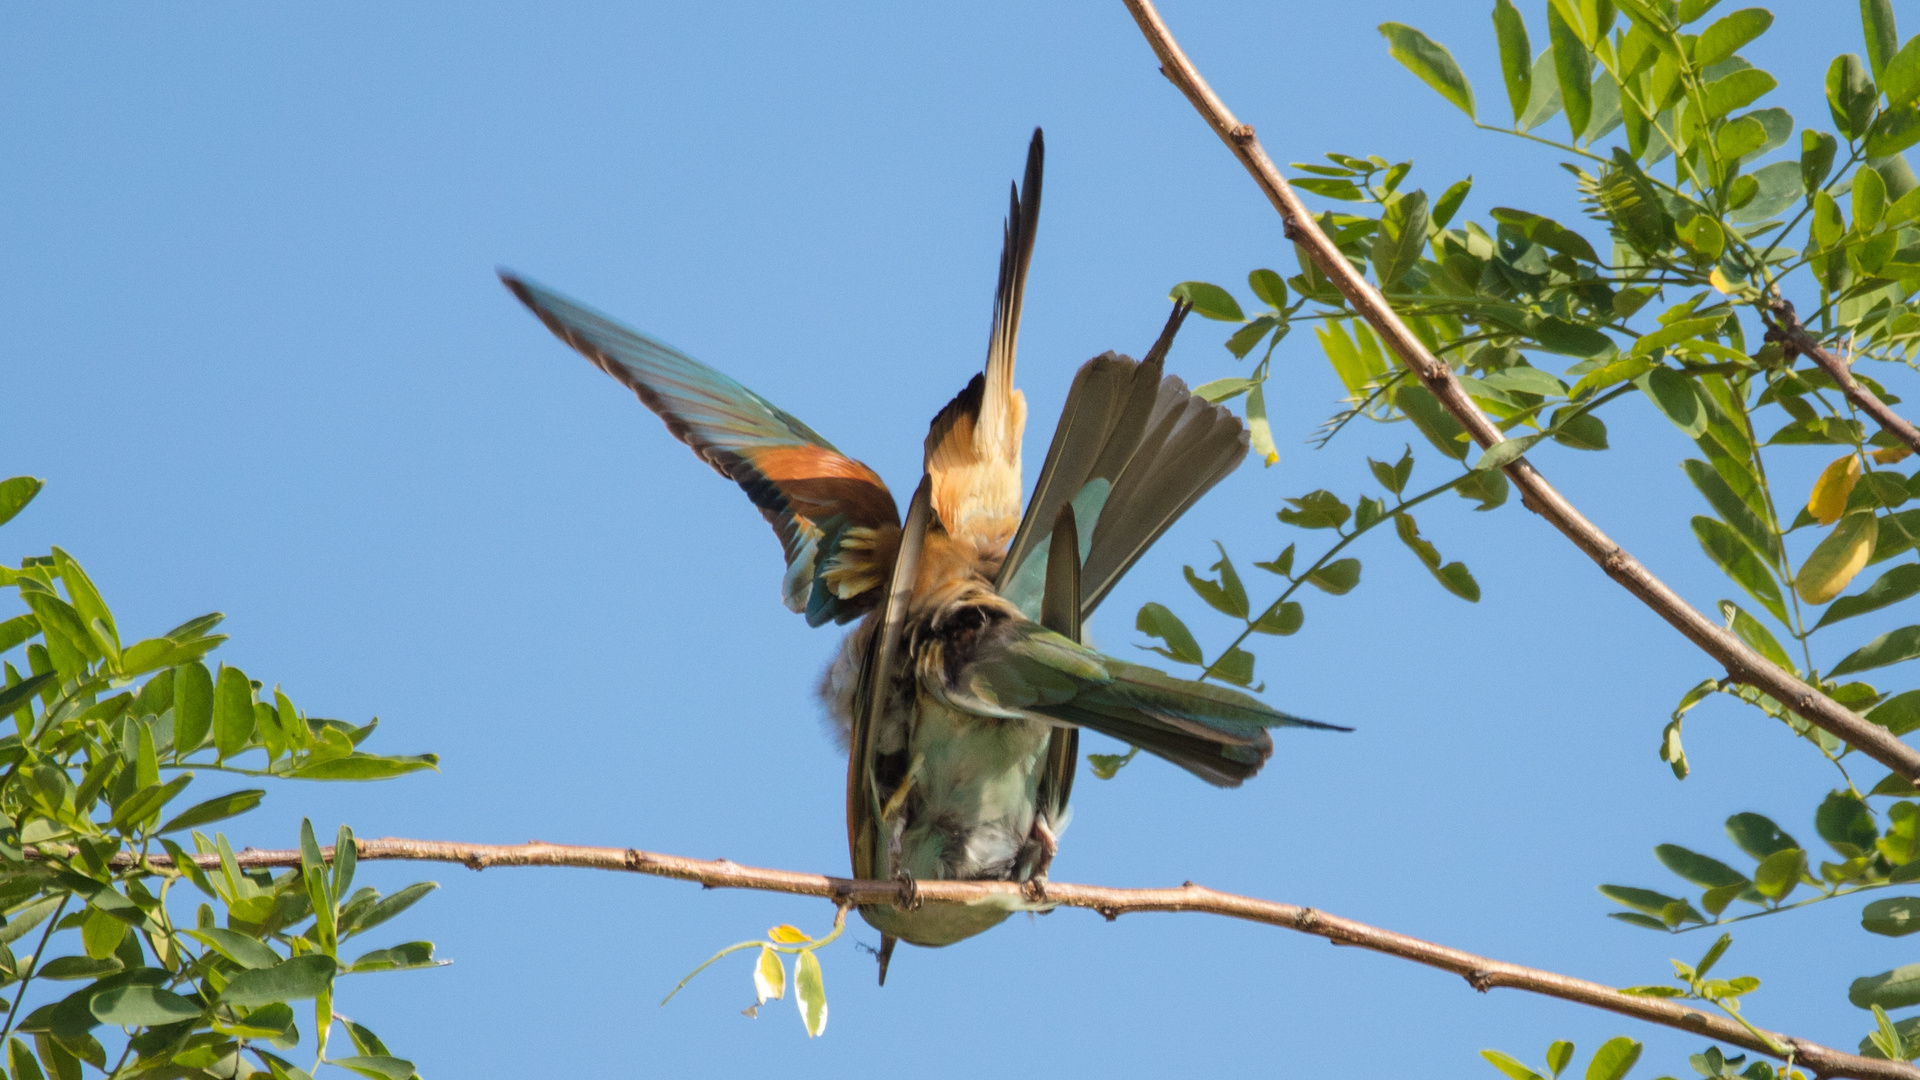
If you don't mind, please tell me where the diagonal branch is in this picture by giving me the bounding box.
[90,837,1915,1080]
[1118,0,1920,783]
[1765,296,1920,457]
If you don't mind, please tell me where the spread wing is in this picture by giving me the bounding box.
[502,272,899,626]
[997,304,1249,620]
[933,619,1345,788]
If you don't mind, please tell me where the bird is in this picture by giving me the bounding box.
[500,127,1344,982]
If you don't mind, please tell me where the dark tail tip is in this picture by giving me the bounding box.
[1142,299,1192,369]
[876,935,898,986]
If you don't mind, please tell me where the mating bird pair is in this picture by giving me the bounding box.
[502,129,1340,977]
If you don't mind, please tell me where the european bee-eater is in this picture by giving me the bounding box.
[501,128,1341,980]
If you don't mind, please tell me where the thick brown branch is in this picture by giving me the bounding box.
[1766,297,1920,457]
[92,837,1912,1080]
[1119,0,1920,783]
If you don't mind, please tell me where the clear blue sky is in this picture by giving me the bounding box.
[0,2,1894,1076]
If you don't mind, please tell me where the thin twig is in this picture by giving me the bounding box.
[1118,0,1920,783]
[1766,296,1920,456]
[74,837,1913,1080]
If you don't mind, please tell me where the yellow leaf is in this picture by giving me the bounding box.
[1808,453,1862,525]
[1709,266,1735,294]
[1797,512,1879,604]
[767,924,811,944]
[753,945,785,1005]
[1874,444,1914,465]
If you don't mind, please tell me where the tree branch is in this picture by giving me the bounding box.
[1765,296,1920,457]
[88,837,1914,1080]
[1118,0,1920,783]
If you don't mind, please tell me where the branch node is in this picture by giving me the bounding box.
[623,849,645,872]
[1466,969,1495,993]
[1097,906,1121,922]
[1294,908,1320,931]
[1228,123,1254,142]
[462,854,489,871]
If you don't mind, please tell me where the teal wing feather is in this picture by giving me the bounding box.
[502,272,898,625]
[939,620,1345,788]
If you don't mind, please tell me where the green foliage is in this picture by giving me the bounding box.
[1154,0,1920,1067]
[0,475,439,1077]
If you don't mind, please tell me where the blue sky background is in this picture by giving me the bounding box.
[0,2,1905,1076]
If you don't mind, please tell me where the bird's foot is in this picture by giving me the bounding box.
[1022,818,1060,901]
[892,868,922,911]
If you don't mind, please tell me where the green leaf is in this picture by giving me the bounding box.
[1728,159,1803,223]
[1210,647,1257,687]
[1225,315,1283,360]
[1695,8,1772,67]
[1396,384,1470,459]
[1254,544,1296,578]
[1433,177,1473,231]
[1278,490,1351,530]
[1681,460,1777,564]
[1247,268,1288,309]
[1547,4,1593,139]
[1819,789,1879,853]
[1192,377,1256,404]
[89,984,201,1027]
[795,949,827,1038]
[1815,563,1920,628]
[344,882,436,939]
[0,478,44,529]
[287,754,436,781]
[1654,843,1748,888]
[1853,963,1920,1009]
[1716,600,1795,672]
[1585,1037,1642,1080]
[1645,368,1707,437]
[1833,624,1920,676]
[1886,33,1920,107]
[171,661,214,755]
[1549,408,1608,450]
[186,927,282,970]
[158,790,264,835]
[325,1056,416,1080]
[1379,23,1475,117]
[1481,1050,1546,1080]
[213,666,254,761]
[1519,49,1565,131]
[1250,602,1303,636]
[1863,0,1900,82]
[1136,603,1204,665]
[1859,163,1891,231]
[1867,106,1920,157]
[0,672,56,721]
[220,955,337,1006]
[1804,129,1840,192]
[1169,282,1244,322]
[1798,512,1879,605]
[1493,1,1534,122]
[1752,846,1807,900]
[1598,883,1686,915]
[1693,519,1787,622]
[1705,68,1776,119]
[1830,54,1878,139]
[1546,1041,1573,1078]
[347,942,439,973]
[1727,812,1799,859]
[1373,190,1431,287]
[1814,190,1848,248]
[1714,116,1768,162]
[1306,558,1361,595]
[1184,544,1249,620]
[1864,896,1920,936]
[1871,690,1920,736]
